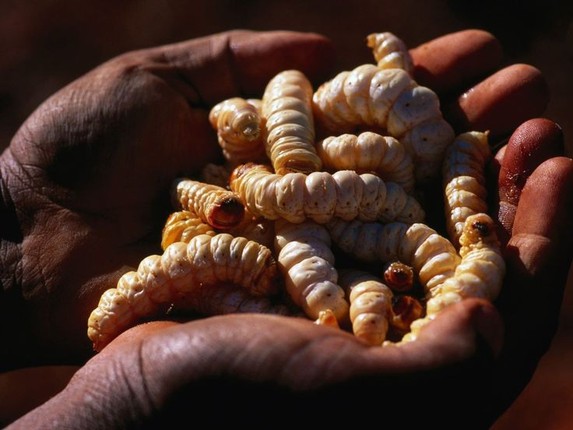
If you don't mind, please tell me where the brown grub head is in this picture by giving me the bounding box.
[463,213,499,246]
[208,196,245,230]
[383,261,414,292]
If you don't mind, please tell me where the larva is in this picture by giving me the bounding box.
[262,69,322,175]
[229,162,425,224]
[338,268,393,346]
[161,209,275,252]
[325,218,460,296]
[312,64,455,181]
[209,97,267,166]
[401,213,505,343]
[316,131,415,194]
[366,32,414,74]
[427,212,505,310]
[172,177,245,230]
[274,218,349,323]
[443,131,492,246]
[87,233,281,351]
[161,210,215,250]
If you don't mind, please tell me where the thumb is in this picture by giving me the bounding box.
[146,29,336,105]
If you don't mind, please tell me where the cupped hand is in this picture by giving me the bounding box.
[3,29,573,429]
[0,30,335,368]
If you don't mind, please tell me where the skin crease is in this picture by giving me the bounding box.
[2,28,573,429]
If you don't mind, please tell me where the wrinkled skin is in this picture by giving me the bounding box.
[2,29,573,429]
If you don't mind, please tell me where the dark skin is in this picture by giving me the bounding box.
[2,29,573,429]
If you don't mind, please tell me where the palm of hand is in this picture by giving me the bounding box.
[3,54,221,362]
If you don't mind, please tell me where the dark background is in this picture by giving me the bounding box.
[1,1,572,428]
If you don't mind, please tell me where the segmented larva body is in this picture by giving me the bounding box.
[312,64,455,181]
[443,131,492,245]
[274,219,349,323]
[338,269,393,346]
[172,178,245,230]
[317,131,415,194]
[402,213,505,343]
[161,210,215,250]
[230,163,425,224]
[366,32,414,74]
[326,218,460,296]
[262,69,322,175]
[426,213,505,311]
[209,97,267,166]
[87,233,280,351]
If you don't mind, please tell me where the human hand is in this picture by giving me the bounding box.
[0,29,335,369]
[3,29,573,429]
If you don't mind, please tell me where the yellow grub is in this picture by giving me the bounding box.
[326,218,460,295]
[230,163,424,224]
[172,177,245,230]
[312,64,454,181]
[262,69,322,174]
[87,233,279,351]
[209,97,267,166]
[402,213,505,343]
[339,269,393,346]
[367,32,414,74]
[161,210,216,250]
[443,131,492,246]
[317,131,415,193]
[274,219,349,323]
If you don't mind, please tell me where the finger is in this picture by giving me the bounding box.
[154,30,335,105]
[507,156,573,315]
[139,309,499,428]
[381,298,504,365]
[493,156,573,408]
[444,64,549,138]
[496,119,564,239]
[510,156,573,279]
[410,29,503,95]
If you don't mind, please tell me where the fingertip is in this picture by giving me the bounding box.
[446,64,549,138]
[513,156,573,240]
[414,299,503,359]
[503,156,573,296]
[411,29,503,94]
[498,118,564,204]
[230,30,336,95]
